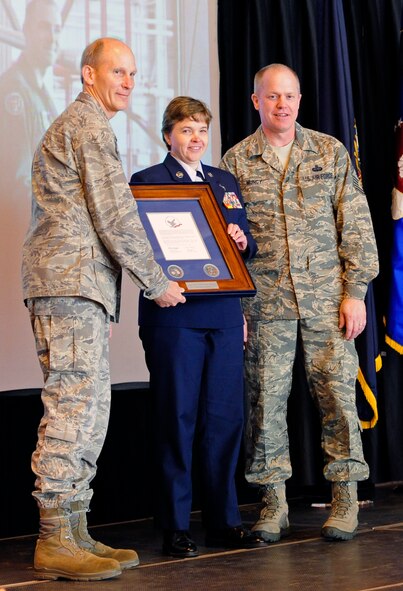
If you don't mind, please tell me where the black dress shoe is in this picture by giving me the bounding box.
[205,526,267,549]
[162,530,199,558]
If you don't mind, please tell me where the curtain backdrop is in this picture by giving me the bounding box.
[217,0,403,485]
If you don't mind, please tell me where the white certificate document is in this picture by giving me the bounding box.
[146,211,211,261]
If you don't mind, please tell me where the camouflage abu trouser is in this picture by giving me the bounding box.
[28,296,111,509]
[244,316,369,486]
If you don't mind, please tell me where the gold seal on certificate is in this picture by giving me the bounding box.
[203,263,220,278]
[167,264,184,278]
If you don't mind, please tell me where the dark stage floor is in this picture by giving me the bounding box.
[1,485,403,591]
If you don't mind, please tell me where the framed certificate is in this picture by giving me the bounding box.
[130,183,256,297]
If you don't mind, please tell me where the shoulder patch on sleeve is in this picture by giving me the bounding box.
[353,175,364,194]
[5,92,24,116]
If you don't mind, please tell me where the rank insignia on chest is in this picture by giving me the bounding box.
[223,192,242,209]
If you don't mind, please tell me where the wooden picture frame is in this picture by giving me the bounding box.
[130,182,256,297]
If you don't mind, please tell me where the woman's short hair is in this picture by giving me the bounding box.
[161,96,212,149]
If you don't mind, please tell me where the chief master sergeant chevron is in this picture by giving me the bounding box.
[21,37,185,582]
[220,63,379,543]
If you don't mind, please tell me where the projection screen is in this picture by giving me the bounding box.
[0,0,220,390]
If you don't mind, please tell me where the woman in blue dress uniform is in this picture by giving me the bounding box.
[130,97,263,557]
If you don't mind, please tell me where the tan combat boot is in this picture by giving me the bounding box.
[321,481,358,541]
[70,500,139,569]
[34,507,122,581]
[251,483,290,543]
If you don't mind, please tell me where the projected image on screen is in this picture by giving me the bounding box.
[0,0,215,390]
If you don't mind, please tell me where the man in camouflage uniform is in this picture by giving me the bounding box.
[22,37,185,581]
[220,64,379,543]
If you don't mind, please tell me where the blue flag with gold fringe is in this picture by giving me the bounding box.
[316,0,380,428]
[386,16,403,356]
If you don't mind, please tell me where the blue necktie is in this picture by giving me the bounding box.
[196,170,205,181]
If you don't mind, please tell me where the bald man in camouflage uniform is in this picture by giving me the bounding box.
[220,64,378,543]
[22,37,185,582]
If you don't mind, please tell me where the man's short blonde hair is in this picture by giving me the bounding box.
[253,63,300,94]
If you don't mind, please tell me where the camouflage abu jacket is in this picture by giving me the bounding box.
[22,92,168,321]
[220,123,379,321]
